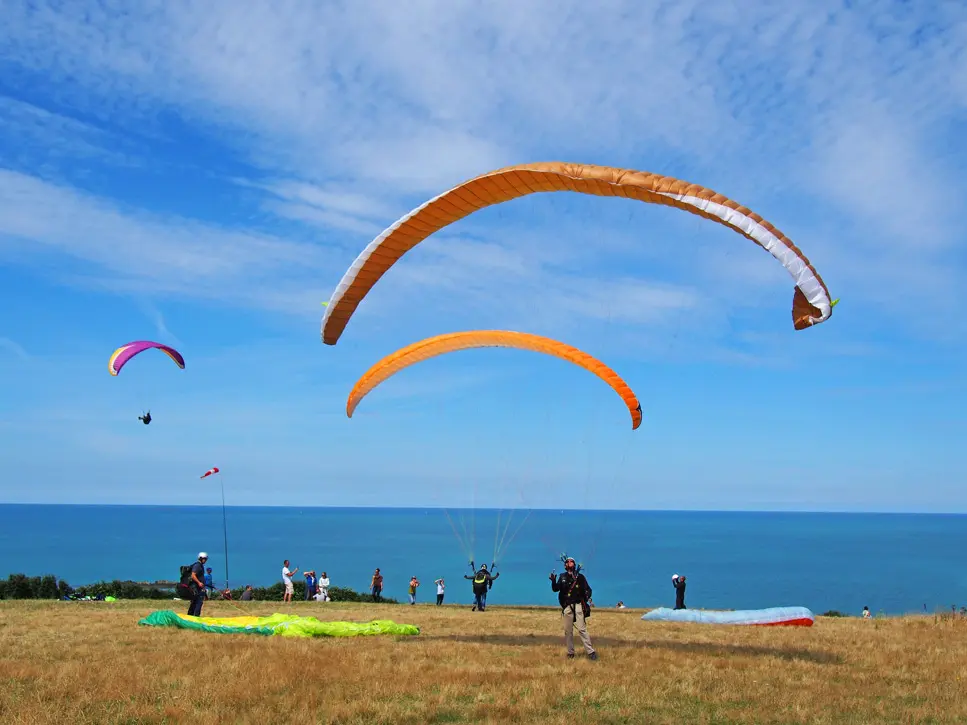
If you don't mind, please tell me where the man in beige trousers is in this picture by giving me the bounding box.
[550,557,598,660]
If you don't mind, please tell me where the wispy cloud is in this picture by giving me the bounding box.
[0,169,336,315]
[0,0,964,349]
[0,95,143,173]
[806,110,959,251]
[134,299,182,348]
[819,380,967,399]
[0,167,719,346]
[0,337,30,360]
[4,1,962,199]
[348,368,513,417]
[246,177,397,237]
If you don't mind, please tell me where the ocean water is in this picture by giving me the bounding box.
[1,505,964,616]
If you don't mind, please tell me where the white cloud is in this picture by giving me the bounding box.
[806,110,960,250]
[261,200,384,237]
[0,95,141,171]
[333,129,516,194]
[0,169,336,314]
[0,0,964,349]
[0,337,30,360]
[1,167,720,344]
[246,177,399,236]
[256,180,400,222]
[133,299,183,348]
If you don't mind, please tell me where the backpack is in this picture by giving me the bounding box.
[176,563,197,599]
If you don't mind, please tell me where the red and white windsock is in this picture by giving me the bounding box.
[200,467,220,479]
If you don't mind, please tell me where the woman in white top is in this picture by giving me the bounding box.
[434,578,445,605]
[317,572,330,602]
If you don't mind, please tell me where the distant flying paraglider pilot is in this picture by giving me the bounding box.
[672,574,687,610]
[108,341,185,426]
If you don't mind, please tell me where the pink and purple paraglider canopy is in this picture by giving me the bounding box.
[108,341,185,376]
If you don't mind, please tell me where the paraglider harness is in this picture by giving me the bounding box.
[177,563,200,600]
[469,560,497,594]
[557,553,591,621]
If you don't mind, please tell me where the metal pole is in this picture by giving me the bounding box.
[221,475,230,591]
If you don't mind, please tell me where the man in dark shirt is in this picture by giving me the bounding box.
[672,574,687,610]
[550,557,597,659]
[188,552,208,617]
[465,564,499,612]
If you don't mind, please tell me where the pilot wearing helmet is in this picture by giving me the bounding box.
[188,552,208,617]
[550,556,597,660]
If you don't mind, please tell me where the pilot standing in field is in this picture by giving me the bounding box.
[672,574,687,610]
[188,552,208,617]
[550,557,597,660]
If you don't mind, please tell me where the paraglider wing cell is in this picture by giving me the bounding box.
[321,162,834,345]
[347,330,643,430]
[108,341,186,376]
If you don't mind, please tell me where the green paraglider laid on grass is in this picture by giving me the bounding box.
[138,609,420,638]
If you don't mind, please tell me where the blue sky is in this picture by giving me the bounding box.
[0,0,965,512]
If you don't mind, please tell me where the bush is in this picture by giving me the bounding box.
[0,573,172,600]
[226,581,398,604]
[1,572,398,604]
[0,573,65,599]
[72,580,172,600]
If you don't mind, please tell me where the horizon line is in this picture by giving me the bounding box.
[1,502,965,516]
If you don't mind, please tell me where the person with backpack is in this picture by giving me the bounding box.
[465,564,499,611]
[179,552,209,617]
[550,557,597,660]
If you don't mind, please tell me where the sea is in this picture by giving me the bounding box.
[1,505,964,616]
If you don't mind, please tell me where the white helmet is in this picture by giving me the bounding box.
[198,552,208,560]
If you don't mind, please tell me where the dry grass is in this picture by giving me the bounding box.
[1,600,965,724]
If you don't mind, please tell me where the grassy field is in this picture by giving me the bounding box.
[1,599,965,724]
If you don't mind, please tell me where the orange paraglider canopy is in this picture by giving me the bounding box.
[322,162,834,345]
[347,330,643,430]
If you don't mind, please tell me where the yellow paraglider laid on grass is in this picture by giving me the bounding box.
[138,610,420,638]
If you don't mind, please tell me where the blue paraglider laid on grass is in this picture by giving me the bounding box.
[641,606,815,626]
